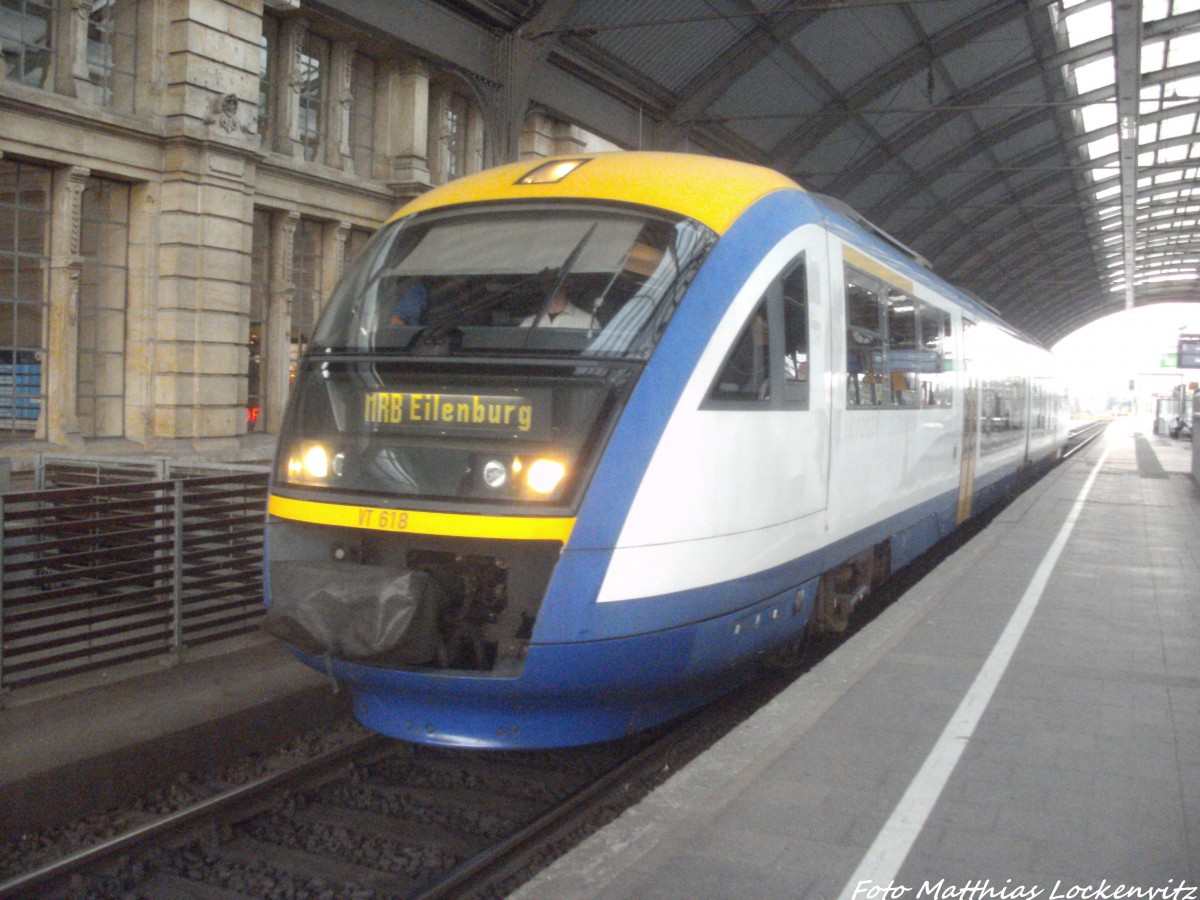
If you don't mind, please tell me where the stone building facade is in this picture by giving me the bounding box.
[0,0,604,470]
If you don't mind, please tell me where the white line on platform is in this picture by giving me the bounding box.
[838,443,1113,900]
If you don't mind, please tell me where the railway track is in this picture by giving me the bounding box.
[1062,419,1108,459]
[0,678,781,900]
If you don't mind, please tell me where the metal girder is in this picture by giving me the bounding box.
[863,106,1060,221]
[819,32,1110,197]
[666,2,829,136]
[1113,0,1142,311]
[770,1,1030,173]
[532,54,688,154]
[315,0,498,78]
[492,0,582,161]
[938,221,1095,314]
[824,58,1037,196]
[964,234,1098,303]
[904,146,1074,257]
[977,233,1098,297]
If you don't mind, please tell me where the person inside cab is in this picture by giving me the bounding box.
[522,285,595,328]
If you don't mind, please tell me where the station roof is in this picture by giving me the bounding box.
[325,0,1200,347]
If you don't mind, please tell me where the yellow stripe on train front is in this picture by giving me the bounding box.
[268,494,575,543]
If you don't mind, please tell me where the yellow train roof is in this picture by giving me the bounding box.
[390,152,800,236]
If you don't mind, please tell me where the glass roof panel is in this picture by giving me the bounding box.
[1074,56,1116,92]
[1159,144,1190,163]
[1157,112,1196,139]
[1081,102,1117,131]
[1087,138,1119,165]
[1144,0,1170,21]
[1064,3,1112,43]
[1166,32,1200,67]
[1054,0,1200,303]
[1142,39,1166,73]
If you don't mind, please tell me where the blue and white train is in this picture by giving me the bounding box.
[264,152,1069,748]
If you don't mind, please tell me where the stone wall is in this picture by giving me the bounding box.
[0,0,596,470]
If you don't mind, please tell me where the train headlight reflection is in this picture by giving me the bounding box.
[526,458,566,495]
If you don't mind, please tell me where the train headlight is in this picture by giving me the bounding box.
[285,442,334,484]
[526,458,566,495]
[482,459,508,489]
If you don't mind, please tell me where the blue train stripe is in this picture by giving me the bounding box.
[538,486,962,643]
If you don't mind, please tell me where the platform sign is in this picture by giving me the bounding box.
[1179,334,1200,369]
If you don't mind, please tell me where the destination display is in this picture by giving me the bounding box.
[363,389,552,438]
[1179,335,1200,369]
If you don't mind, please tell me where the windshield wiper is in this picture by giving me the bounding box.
[520,225,599,348]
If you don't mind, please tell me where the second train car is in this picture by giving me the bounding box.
[264,152,1069,748]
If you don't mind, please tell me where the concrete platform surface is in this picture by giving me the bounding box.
[512,420,1200,899]
[0,636,346,841]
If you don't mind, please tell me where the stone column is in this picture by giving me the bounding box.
[386,62,431,199]
[325,41,354,171]
[427,83,449,184]
[123,181,160,444]
[321,221,351,316]
[49,0,89,98]
[46,165,89,447]
[264,211,298,434]
[466,101,486,175]
[518,110,558,161]
[275,18,306,158]
[132,0,166,115]
[147,0,262,444]
[553,121,586,156]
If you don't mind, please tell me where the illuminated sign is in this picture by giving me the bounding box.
[1179,335,1200,369]
[363,390,551,438]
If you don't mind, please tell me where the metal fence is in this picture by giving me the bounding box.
[0,459,270,692]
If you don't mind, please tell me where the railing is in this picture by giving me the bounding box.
[0,460,270,693]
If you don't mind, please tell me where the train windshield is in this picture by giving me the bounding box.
[311,204,716,360]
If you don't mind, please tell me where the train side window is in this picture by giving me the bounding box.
[886,289,918,407]
[846,270,885,407]
[779,261,808,407]
[918,304,953,408]
[709,298,771,402]
[708,255,807,408]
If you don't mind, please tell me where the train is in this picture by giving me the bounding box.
[264,152,1070,749]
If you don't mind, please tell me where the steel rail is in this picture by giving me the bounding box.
[1062,419,1109,460]
[0,732,391,899]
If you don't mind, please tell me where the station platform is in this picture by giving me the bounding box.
[0,636,347,842]
[513,419,1200,899]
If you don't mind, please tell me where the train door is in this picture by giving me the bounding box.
[775,249,830,523]
[956,316,978,523]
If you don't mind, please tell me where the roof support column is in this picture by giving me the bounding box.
[494,0,579,163]
[1113,0,1142,310]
